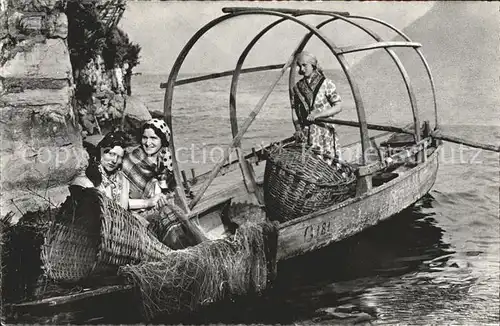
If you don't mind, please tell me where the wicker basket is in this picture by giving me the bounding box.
[264,145,356,222]
[41,187,171,282]
[42,223,101,282]
[99,195,172,265]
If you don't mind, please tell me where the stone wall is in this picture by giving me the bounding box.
[0,0,87,222]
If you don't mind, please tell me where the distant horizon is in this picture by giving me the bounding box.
[119,1,435,74]
[134,67,343,77]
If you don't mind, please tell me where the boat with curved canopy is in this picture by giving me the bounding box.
[161,6,440,261]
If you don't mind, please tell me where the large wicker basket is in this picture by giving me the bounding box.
[41,186,171,282]
[264,145,356,222]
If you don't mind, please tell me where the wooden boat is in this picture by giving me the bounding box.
[159,6,441,261]
[5,6,498,324]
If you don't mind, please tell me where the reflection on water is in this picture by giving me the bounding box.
[160,193,475,325]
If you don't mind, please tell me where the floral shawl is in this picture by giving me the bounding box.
[292,70,326,128]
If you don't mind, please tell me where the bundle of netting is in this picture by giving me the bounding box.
[119,220,278,321]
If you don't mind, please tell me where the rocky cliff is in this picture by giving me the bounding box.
[0,0,150,222]
[1,0,87,221]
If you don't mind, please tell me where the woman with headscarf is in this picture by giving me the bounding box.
[292,51,343,163]
[72,130,130,209]
[122,119,204,249]
[121,118,175,211]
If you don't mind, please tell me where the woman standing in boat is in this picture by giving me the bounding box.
[72,130,130,209]
[292,51,343,163]
[121,118,175,212]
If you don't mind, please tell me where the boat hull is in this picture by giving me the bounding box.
[276,147,439,260]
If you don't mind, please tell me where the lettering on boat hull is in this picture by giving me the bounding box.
[304,221,332,242]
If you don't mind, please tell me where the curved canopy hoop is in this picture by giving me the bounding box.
[227,11,426,171]
[223,13,370,164]
[164,9,370,208]
[282,13,422,144]
[162,13,234,210]
[229,15,343,191]
[227,11,370,163]
[229,17,289,138]
[230,15,342,136]
[349,15,438,128]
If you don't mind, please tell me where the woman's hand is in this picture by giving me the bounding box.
[307,110,321,121]
[148,193,165,209]
[311,105,342,122]
[293,130,306,143]
[156,193,175,209]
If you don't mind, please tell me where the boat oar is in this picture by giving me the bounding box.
[316,118,413,135]
[189,54,297,210]
[430,130,500,153]
[316,117,500,153]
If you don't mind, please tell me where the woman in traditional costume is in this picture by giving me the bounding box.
[292,51,343,163]
[121,118,175,211]
[122,119,200,248]
[72,130,130,209]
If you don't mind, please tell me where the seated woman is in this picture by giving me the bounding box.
[121,119,204,249]
[72,130,129,209]
[121,118,175,212]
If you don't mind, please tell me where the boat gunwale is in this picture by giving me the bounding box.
[278,143,439,230]
[190,135,435,223]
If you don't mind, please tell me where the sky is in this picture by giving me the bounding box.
[119,1,500,127]
[119,1,436,74]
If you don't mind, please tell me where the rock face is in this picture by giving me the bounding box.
[10,0,64,12]
[1,39,72,80]
[74,56,150,137]
[0,1,86,222]
[124,95,152,129]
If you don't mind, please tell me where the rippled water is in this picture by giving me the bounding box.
[153,169,499,325]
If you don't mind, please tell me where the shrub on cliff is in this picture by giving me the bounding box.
[66,0,105,71]
[66,1,141,75]
[102,27,141,71]
[65,0,142,134]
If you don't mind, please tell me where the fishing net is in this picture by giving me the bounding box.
[119,220,279,321]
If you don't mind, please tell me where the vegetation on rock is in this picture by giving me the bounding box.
[66,0,106,71]
[65,0,142,136]
[102,27,141,71]
[66,1,141,73]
